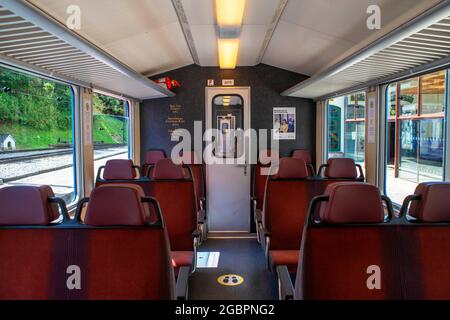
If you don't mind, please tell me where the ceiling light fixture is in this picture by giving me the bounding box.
[218,39,240,69]
[215,0,245,70]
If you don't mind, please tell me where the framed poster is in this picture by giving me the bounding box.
[273,107,296,140]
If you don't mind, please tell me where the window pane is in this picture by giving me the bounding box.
[385,70,446,206]
[421,71,445,115]
[0,67,76,204]
[93,94,130,175]
[327,93,366,171]
[356,93,365,119]
[419,118,444,180]
[387,83,397,118]
[399,78,418,116]
[345,94,355,120]
[327,96,345,157]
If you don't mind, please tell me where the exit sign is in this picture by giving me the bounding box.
[222,79,234,86]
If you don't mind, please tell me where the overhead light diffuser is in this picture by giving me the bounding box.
[216,0,246,27]
[218,39,239,69]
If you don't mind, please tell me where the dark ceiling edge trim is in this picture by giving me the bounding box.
[1,0,175,98]
[171,0,200,65]
[256,0,288,64]
[280,0,450,98]
[312,54,450,101]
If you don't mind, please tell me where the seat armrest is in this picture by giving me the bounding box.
[276,265,294,300]
[197,210,206,223]
[176,266,190,300]
[200,197,206,211]
[255,209,263,223]
[192,229,201,239]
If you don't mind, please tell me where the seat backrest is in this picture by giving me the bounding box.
[407,182,450,222]
[96,159,139,184]
[296,183,399,300]
[0,185,175,300]
[291,149,314,176]
[315,158,364,195]
[263,157,313,250]
[179,150,205,210]
[0,185,60,225]
[0,185,63,299]
[399,182,450,299]
[147,159,197,252]
[253,149,278,210]
[142,149,166,176]
[79,184,175,300]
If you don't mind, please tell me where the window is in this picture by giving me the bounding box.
[0,66,76,203]
[327,91,366,169]
[92,93,130,175]
[385,70,447,205]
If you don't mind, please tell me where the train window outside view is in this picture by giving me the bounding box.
[385,70,447,205]
[92,93,130,176]
[327,92,366,172]
[0,67,76,204]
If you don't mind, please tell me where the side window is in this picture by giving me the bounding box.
[385,70,447,205]
[92,93,130,175]
[0,67,77,204]
[327,91,366,171]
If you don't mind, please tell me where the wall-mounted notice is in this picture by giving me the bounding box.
[207,79,214,86]
[222,79,234,86]
[166,104,185,135]
[83,92,93,146]
[273,107,296,140]
[367,96,376,144]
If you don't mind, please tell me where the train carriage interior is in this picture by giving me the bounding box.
[1,0,450,309]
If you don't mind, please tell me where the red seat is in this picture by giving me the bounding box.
[260,157,313,272]
[95,159,140,186]
[292,183,396,300]
[179,150,207,239]
[0,185,67,299]
[400,182,450,299]
[315,158,364,195]
[291,149,314,176]
[146,158,200,273]
[252,149,279,239]
[78,184,177,299]
[142,149,166,177]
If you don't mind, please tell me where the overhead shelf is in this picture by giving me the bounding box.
[282,1,450,100]
[0,0,175,100]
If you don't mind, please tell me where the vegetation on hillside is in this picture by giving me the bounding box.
[0,67,128,150]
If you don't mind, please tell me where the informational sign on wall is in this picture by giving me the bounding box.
[83,91,93,146]
[166,104,185,135]
[273,107,296,140]
[367,96,376,144]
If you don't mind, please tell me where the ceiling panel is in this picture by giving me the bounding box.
[28,0,193,75]
[263,20,354,76]
[265,0,442,76]
[189,24,217,66]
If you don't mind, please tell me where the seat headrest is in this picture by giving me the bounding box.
[103,159,136,180]
[153,159,186,180]
[258,149,279,165]
[180,150,200,164]
[84,184,149,226]
[409,182,450,222]
[324,158,358,179]
[0,185,60,225]
[273,157,308,179]
[145,150,166,165]
[319,183,385,224]
[292,149,312,164]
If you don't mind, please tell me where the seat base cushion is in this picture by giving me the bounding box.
[269,250,299,273]
[172,251,194,275]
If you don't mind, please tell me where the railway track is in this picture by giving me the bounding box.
[0,144,126,164]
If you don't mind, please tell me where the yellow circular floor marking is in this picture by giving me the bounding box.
[217,274,244,286]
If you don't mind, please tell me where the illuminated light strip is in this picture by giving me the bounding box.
[218,38,239,69]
